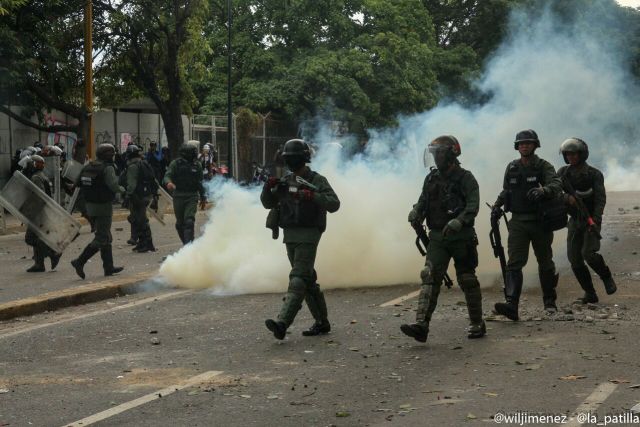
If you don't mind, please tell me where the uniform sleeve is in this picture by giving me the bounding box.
[592,169,606,223]
[163,160,176,185]
[541,160,562,198]
[494,164,511,207]
[105,165,124,194]
[126,162,138,196]
[412,176,429,218]
[260,185,278,209]
[457,172,480,225]
[313,175,340,213]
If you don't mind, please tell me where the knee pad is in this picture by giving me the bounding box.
[184,217,195,229]
[420,263,435,285]
[288,276,306,296]
[458,273,480,292]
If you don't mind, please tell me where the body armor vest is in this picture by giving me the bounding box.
[505,160,543,214]
[173,158,201,191]
[80,161,115,203]
[276,172,326,231]
[423,169,467,230]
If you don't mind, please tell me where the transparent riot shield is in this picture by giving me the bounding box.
[44,156,62,204]
[62,159,84,184]
[0,171,81,253]
[147,186,172,225]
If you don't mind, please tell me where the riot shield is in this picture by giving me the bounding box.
[147,186,172,225]
[0,171,81,253]
[44,156,62,204]
[62,159,84,184]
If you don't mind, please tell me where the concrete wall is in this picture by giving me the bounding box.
[0,108,192,187]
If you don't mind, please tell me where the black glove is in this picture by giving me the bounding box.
[490,206,502,222]
[526,187,545,201]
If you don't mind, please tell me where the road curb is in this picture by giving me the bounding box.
[0,271,157,321]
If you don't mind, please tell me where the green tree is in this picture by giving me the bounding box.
[0,0,94,159]
[97,0,209,158]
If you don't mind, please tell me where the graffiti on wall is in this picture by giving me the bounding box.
[44,113,76,155]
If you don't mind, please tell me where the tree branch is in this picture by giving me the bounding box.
[26,79,84,118]
[0,106,78,133]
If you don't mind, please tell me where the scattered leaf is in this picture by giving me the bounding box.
[559,375,587,380]
[609,379,630,384]
[336,411,350,417]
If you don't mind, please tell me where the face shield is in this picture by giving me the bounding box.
[424,143,451,170]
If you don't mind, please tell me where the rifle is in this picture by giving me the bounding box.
[486,203,508,292]
[561,175,601,239]
[411,223,453,289]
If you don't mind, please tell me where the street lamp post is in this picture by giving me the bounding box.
[227,0,233,178]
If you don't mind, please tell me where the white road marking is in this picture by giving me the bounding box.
[563,382,618,427]
[0,290,190,341]
[380,290,420,307]
[62,370,224,427]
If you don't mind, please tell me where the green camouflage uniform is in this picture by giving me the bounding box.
[260,167,340,327]
[126,157,153,248]
[558,163,614,294]
[495,155,563,306]
[410,165,483,331]
[163,157,205,243]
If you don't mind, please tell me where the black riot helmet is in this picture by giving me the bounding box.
[179,143,198,161]
[96,143,116,162]
[514,129,540,149]
[282,139,311,162]
[560,137,589,164]
[126,144,142,159]
[282,139,311,171]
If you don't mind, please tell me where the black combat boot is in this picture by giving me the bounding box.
[183,223,195,243]
[468,321,486,339]
[101,245,124,276]
[265,319,287,340]
[303,283,330,336]
[400,323,428,342]
[133,230,156,253]
[302,321,331,336]
[599,267,617,295]
[494,270,523,321]
[539,270,559,314]
[572,265,598,304]
[127,222,138,245]
[26,246,45,272]
[71,245,100,279]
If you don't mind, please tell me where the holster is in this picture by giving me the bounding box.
[266,208,280,239]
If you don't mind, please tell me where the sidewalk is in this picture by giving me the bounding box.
[0,212,207,321]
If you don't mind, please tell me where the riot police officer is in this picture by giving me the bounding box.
[401,136,485,343]
[25,155,62,272]
[558,138,616,303]
[163,143,207,244]
[71,144,124,279]
[125,144,156,252]
[492,130,563,320]
[261,139,340,340]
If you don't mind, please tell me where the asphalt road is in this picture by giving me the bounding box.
[0,193,639,427]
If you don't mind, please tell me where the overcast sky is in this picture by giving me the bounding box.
[617,0,640,7]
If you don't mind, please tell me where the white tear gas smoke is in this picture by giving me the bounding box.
[160,5,640,294]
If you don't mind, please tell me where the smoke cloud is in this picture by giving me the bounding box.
[160,5,640,294]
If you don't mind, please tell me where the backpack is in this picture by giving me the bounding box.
[136,160,159,197]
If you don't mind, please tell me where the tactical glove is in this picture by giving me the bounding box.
[265,177,278,190]
[526,187,546,201]
[443,218,462,236]
[295,188,314,201]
